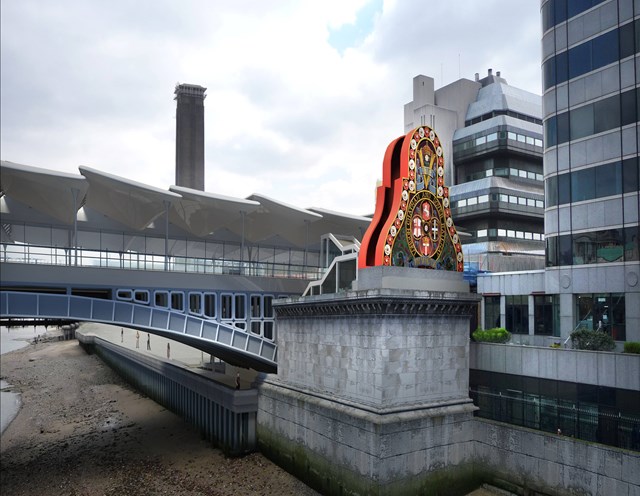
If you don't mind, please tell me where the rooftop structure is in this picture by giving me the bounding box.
[405,71,545,275]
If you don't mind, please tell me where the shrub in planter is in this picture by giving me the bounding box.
[472,327,511,344]
[570,328,615,351]
[623,342,640,354]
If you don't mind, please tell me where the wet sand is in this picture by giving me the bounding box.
[0,338,318,496]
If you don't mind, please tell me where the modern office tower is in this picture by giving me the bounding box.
[404,71,546,275]
[541,0,639,341]
[175,83,206,191]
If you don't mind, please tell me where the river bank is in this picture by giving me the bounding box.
[0,338,318,495]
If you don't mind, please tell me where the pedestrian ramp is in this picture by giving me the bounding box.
[0,291,277,373]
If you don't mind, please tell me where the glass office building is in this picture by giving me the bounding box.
[478,0,639,344]
[541,0,639,342]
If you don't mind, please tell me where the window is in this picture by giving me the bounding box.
[545,176,558,207]
[506,295,528,334]
[221,294,233,319]
[571,167,595,202]
[134,291,149,304]
[619,19,636,59]
[263,321,274,340]
[477,229,488,238]
[558,173,571,205]
[468,197,478,206]
[155,291,169,308]
[235,294,246,320]
[251,295,261,318]
[570,105,594,140]
[573,232,597,264]
[558,234,573,266]
[484,296,501,329]
[189,293,201,314]
[545,116,557,147]
[116,289,132,300]
[594,94,620,134]
[478,194,489,203]
[623,158,639,194]
[597,229,624,263]
[204,293,216,318]
[595,161,621,198]
[171,292,184,311]
[534,295,559,336]
[546,236,558,267]
[625,226,639,261]
[264,296,274,317]
[575,293,625,340]
[621,89,637,126]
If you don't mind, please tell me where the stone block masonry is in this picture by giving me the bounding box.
[257,267,483,495]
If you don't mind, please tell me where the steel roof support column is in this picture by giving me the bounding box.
[164,200,170,271]
[240,210,246,270]
[304,219,310,268]
[71,188,79,266]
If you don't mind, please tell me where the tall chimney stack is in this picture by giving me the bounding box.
[174,83,206,191]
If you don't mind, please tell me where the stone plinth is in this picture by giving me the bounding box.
[257,267,482,495]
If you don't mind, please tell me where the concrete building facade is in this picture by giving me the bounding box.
[405,72,546,276]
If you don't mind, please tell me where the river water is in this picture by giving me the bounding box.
[1,326,44,434]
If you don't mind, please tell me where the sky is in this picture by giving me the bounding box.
[1,0,542,217]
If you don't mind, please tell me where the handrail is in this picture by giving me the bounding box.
[303,252,358,296]
[1,242,321,280]
[0,291,277,372]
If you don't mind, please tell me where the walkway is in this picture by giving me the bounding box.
[79,322,259,390]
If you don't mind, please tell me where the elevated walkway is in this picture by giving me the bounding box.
[0,291,277,373]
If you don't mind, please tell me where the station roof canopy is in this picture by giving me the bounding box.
[0,161,371,250]
[1,160,89,225]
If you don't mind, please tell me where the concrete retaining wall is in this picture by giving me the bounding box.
[471,342,640,391]
[474,418,640,496]
[78,333,256,455]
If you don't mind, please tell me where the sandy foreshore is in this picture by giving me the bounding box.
[0,338,318,496]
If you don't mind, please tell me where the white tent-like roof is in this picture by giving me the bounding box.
[0,161,371,251]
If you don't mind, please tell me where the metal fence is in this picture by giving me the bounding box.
[470,387,640,451]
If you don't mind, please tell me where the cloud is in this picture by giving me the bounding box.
[1,0,542,216]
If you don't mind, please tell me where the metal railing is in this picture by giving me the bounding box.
[1,243,322,280]
[1,291,278,372]
[470,388,640,451]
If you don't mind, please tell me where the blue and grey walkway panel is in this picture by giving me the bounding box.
[0,291,277,373]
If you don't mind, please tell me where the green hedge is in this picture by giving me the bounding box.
[472,327,511,343]
[623,342,640,354]
[570,328,615,351]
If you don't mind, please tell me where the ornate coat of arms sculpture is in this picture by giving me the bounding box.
[359,126,463,272]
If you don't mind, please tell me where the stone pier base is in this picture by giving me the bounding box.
[258,381,484,495]
[258,267,482,495]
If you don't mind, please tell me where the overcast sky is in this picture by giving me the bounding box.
[1,0,542,216]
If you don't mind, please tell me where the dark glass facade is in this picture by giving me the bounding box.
[470,370,640,451]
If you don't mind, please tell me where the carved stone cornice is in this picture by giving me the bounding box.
[274,291,479,318]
